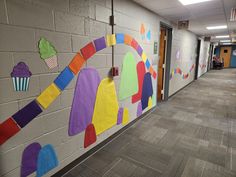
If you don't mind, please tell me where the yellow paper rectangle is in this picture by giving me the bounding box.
[106,34,116,46]
[36,83,61,109]
[141,52,147,62]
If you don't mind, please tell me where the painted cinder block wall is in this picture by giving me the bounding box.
[0,0,208,176]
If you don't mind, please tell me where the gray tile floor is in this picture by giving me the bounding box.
[64,69,236,177]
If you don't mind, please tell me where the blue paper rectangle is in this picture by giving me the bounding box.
[116,33,125,44]
[145,60,151,69]
[54,67,74,91]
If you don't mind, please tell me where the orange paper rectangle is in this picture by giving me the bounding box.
[124,34,133,46]
[69,53,85,75]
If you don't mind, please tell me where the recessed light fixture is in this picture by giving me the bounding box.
[222,42,232,45]
[215,35,230,38]
[206,25,227,30]
[178,0,213,5]
[220,39,231,42]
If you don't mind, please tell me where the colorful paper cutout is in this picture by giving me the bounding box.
[137,102,142,117]
[68,53,86,75]
[152,93,156,107]
[132,61,146,103]
[92,78,119,135]
[124,34,133,46]
[119,52,138,100]
[106,34,116,46]
[37,144,58,177]
[145,60,151,69]
[36,83,61,109]
[170,64,195,80]
[131,39,139,50]
[116,33,125,44]
[141,52,147,62]
[69,68,101,136]
[21,143,42,177]
[94,37,106,52]
[140,24,145,40]
[122,108,129,125]
[0,117,20,145]
[117,108,124,125]
[84,123,97,148]
[12,100,42,128]
[141,73,153,110]
[11,62,32,92]
[148,97,152,110]
[54,67,74,91]
[80,42,96,60]
[137,45,143,56]
[38,38,58,69]
[146,30,151,41]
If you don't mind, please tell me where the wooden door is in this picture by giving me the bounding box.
[157,28,166,101]
[220,46,232,68]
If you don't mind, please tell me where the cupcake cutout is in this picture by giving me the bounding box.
[38,37,58,69]
[11,62,32,91]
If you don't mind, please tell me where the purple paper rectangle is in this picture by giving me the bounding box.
[94,37,106,52]
[137,45,143,56]
[12,100,42,128]
[117,108,124,125]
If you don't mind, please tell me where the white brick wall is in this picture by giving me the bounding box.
[0,0,198,176]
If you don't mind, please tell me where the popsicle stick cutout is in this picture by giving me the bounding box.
[11,62,32,92]
[38,38,58,69]
[0,33,157,145]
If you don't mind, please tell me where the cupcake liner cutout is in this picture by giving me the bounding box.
[11,62,32,91]
[38,37,58,69]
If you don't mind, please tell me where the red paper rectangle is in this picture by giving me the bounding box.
[0,117,20,145]
[80,42,96,60]
[131,39,139,50]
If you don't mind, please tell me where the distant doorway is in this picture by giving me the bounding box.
[195,39,201,80]
[157,24,172,102]
[220,46,232,68]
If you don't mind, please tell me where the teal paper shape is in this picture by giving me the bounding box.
[119,52,138,100]
[36,144,58,177]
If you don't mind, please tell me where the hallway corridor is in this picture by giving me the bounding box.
[64,69,236,177]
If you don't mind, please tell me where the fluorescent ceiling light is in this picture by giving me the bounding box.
[206,25,227,30]
[220,40,231,42]
[222,43,232,45]
[215,35,230,38]
[178,0,212,5]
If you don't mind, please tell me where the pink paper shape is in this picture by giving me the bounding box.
[69,68,101,136]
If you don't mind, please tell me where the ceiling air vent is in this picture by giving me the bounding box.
[178,20,189,30]
[230,8,236,21]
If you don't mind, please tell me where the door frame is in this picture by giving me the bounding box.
[160,22,172,101]
[195,39,201,80]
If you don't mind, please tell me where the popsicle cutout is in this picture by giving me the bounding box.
[116,33,125,44]
[36,83,61,109]
[137,102,142,117]
[132,61,146,103]
[69,68,101,136]
[92,78,119,135]
[12,100,42,128]
[119,52,138,100]
[117,108,124,125]
[21,143,42,177]
[0,117,20,145]
[84,123,97,148]
[94,37,106,52]
[146,30,151,41]
[140,24,145,40]
[106,34,116,46]
[68,53,86,75]
[38,37,58,69]
[37,144,58,177]
[141,73,153,110]
[80,42,96,60]
[54,67,74,91]
[122,108,129,125]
